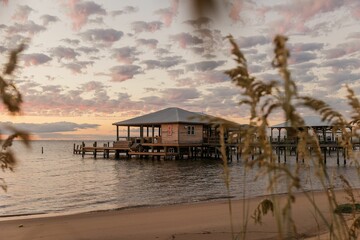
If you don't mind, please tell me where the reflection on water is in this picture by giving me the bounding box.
[1,140,360,217]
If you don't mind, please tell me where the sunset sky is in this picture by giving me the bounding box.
[1,0,360,140]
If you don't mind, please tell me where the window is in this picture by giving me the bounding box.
[187,125,195,135]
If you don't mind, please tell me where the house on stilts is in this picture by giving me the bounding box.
[270,116,356,165]
[110,107,242,160]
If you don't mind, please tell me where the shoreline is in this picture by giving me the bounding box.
[0,189,325,221]
[0,189,356,240]
[0,188,341,221]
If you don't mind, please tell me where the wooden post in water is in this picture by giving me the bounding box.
[284,147,287,163]
[81,142,85,158]
[73,143,76,154]
[336,147,340,165]
[93,141,97,159]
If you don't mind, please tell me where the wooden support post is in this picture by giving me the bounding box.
[115,150,120,159]
[81,142,85,158]
[73,143,76,154]
[284,147,287,163]
[344,148,347,165]
[336,147,340,165]
[277,147,280,163]
[323,148,327,165]
[116,125,119,141]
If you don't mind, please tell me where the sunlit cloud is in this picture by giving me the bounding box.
[12,5,33,22]
[170,32,203,48]
[112,47,140,64]
[63,0,106,31]
[22,53,52,66]
[136,38,159,49]
[41,14,60,26]
[50,46,80,61]
[111,5,138,17]
[154,0,179,27]
[80,28,123,46]
[131,21,163,33]
[109,65,142,82]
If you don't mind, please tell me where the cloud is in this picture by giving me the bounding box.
[64,0,106,31]
[109,65,142,82]
[22,53,52,66]
[324,72,360,91]
[183,17,212,28]
[111,6,138,17]
[80,81,104,92]
[347,32,360,39]
[7,21,46,35]
[178,70,229,87]
[50,46,80,61]
[61,38,80,45]
[154,0,179,27]
[321,58,360,72]
[324,40,360,59]
[170,32,203,48]
[80,28,123,46]
[63,61,94,74]
[160,88,200,103]
[136,38,159,49]
[154,48,171,56]
[289,52,317,64]
[77,46,99,54]
[0,46,7,53]
[167,69,184,79]
[141,56,184,70]
[351,2,360,19]
[18,80,144,115]
[40,14,60,26]
[1,121,100,133]
[267,0,344,34]
[236,35,270,49]
[112,47,140,64]
[289,42,324,52]
[228,0,244,22]
[12,5,33,22]
[131,21,163,33]
[186,60,226,72]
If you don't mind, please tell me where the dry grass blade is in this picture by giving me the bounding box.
[252,199,274,224]
[4,44,25,75]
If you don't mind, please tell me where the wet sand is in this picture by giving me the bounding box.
[0,190,355,240]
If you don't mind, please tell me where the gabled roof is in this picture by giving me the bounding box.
[271,116,330,128]
[113,107,213,126]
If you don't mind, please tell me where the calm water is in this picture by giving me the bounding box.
[1,140,360,218]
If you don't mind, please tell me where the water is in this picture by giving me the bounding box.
[1,140,360,218]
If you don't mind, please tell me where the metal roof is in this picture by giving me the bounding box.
[113,107,215,126]
[271,116,331,128]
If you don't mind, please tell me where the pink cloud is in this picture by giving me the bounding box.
[12,5,33,22]
[1,0,8,5]
[229,0,243,22]
[22,53,52,66]
[110,65,142,82]
[267,0,344,34]
[155,0,179,27]
[170,33,203,48]
[64,0,106,31]
[351,2,360,19]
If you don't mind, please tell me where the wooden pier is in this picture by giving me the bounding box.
[74,141,239,161]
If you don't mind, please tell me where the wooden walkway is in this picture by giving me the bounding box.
[73,141,239,161]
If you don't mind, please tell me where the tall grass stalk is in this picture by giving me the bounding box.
[219,34,360,239]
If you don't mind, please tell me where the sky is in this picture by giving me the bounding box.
[0,0,360,140]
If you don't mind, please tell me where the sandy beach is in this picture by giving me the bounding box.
[0,190,355,240]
